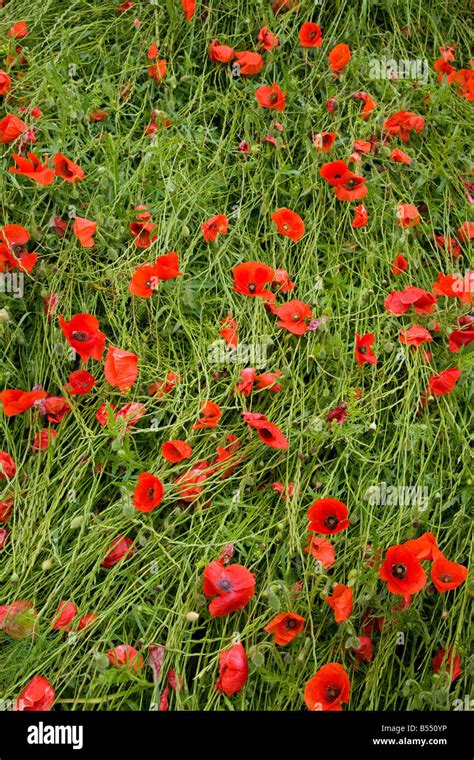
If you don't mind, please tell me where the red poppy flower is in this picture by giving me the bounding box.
[73,216,97,247]
[213,435,242,479]
[162,439,193,463]
[304,663,350,711]
[255,82,286,111]
[272,481,295,500]
[65,369,96,395]
[379,544,427,595]
[428,368,461,397]
[255,371,283,392]
[242,411,288,449]
[391,254,408,274]
[209,39,235,63]
[181,0,196,22]
[258,27,279,51]
[433,272,472,304]
[273,268,295,293]
[402,532,438,561]
[148,60,167,81]
[89,109,108,122]
[399,325,432,347]
[431,551,468,592]
[17,675,55,712]
[101,535,135,567]
[397,203,420,228]
[391,148,411,165]
[304,535,336,569]
[0,114,27,143]
[326,401,348,425]
[147,43,159,60]
[220,311,238,348]
[311,131,336,153]
[307,498,350,535]
[299,23,323,47]
[203,560,255,617]
[7,21,28,38]
[174,461,209,502]
[352,204,368,228]
[264,612,305,645]
[59,313,106,363]
[271,208,305,242]
[108,645,144,672]
[0,451,16,480]
[273,300,312,335]
[0,389,47,417]
[236,368,256,396]
[232,261,275,301]
[130,214,158,248]
[355,333,377,365]
[216,642,248,696]
[133,472,164,513]
[128,263,160,297]
[0,70,11,96]
[326,584,353,624]
[384,111,425,142]
[358,92,377,118]
[384,287,437,316]
[9,153,55,186]
[193,400,222,429]
[447,68,474,100]
[235,51,264,76]
[458,221,474,242]
[202,214,228,242]
[349,635,372,663]
[32,429,57,451]
[104,346,139,391]
[328,43,351,72]
[53,152,85,183]
[448,317,474,352]
[78,613,97,630]
[51,600,77,631]
[43,396,71,424]
[432,647,462,682]
[320,160,367,200]
[0,498,14,522]
[320,160,350,186]
[149,371,180,398]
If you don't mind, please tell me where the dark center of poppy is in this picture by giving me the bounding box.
[12,243,26,255]
[148,487,155,499]
[259,427,274,441]
[440,573,452,583]
[345,178,357,189]
[248,282,256,293]
[217,579,232,591]
[286,618,298,630]
[309,30,317,39]
[358,345,367,354]
[324,685,341,703]
[269,93,278,104]
[71,330,90,342]
[391,563,407,580]
[324,514,338,530]
[292,313,301,322]
[333,172,343,180]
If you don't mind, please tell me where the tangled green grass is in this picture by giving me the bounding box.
[0,0,472,711]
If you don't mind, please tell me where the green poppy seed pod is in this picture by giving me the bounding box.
[94,652,110,671]
[182,225,190,238]
[10,572,19,584]
[185,611,199,623]
[41,559,53,571]
[70,515,85,529]
[0,309,11,323]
